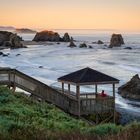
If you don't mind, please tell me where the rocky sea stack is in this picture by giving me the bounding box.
[118,74,140,100]
[63,33,71,42]
[97,40,104,44]
[79,43,88,48]
[68,37,76,47]
[0,31,25,49]
[33,30,71,42]
[109,34,124,48]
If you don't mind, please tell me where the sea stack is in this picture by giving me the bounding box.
[118,74,140,100]
[68,37,76,47]
[97,40,104,44]
[33,30,61,42]
[0,31,25,49]
[33,30,72,42]
[79,43,88,48]
[109,34,124,48]
[62,33,71,42]
[9,34,24,49]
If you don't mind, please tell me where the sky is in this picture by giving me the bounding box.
[0,0,140,31]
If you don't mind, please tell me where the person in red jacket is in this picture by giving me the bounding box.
[100,90,107,97]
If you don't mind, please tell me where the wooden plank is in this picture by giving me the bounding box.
[113,83,116,123]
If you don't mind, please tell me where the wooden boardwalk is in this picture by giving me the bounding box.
[0,68,114,116]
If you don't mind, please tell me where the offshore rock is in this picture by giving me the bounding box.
[33,30,61,42]
[9,33,24,49]
[0,31,25,49]
[97,40,104,44]
[79,43,88,48]
[33,30,72,42]
[62,33,71,42]
[118,74,140,100]
[68,37,76,47]
[109,34,124,48]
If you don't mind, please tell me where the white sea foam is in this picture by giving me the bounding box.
[118,65,140,73]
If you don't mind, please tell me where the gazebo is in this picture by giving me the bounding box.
[58,67,119,122]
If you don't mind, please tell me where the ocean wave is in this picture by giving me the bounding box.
[118,64,140,73]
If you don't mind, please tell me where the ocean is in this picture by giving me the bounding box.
[1,29,140,120]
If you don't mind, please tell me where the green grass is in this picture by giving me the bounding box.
[0,86,139,140]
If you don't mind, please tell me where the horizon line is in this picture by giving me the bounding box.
[0,25,140,32]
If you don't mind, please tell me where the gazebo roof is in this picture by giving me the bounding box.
[58,67,119,85]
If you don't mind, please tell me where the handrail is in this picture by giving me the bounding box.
[0,68,79,115]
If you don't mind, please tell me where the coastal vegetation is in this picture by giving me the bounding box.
[0,86,139,140]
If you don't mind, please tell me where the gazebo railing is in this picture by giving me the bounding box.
[80,93,97,99]
[53,87,97,99]
[53,87,114,114]
[80,96,114,115]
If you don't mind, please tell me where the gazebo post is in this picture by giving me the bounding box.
[95,84,98,97]
[113,83,115,123]
[62,82,64,94]
[76,85,80,117]
[68,84,70,94]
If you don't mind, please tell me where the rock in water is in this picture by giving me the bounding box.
[10,33,24,49]
[16,54,21,56]
[0,31,25,49]
[89,45,93,49]
[0,52,3,55]
[79,43,88,48]
[109,34,124,48]
[0,31,12,46]
[39,66,43,68]
[68,37,76,47]
[33,30,73,42]
[62,33,71,42]
[2,53,9,57]
[33,30,61,42]
[118,74,140,100]
[124,47,132,50]
[97,40,104,44]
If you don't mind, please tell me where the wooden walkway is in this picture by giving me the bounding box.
[0,68,114,116]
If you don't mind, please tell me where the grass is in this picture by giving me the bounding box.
[0,86,140,140]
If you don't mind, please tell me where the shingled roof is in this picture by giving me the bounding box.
[58,67,119,85]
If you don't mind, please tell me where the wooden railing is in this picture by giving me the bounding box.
[0,68,114,116]
[80,97,114,115]
[0,68,79,115]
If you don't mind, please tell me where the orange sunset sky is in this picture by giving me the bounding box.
[0,0,140,31]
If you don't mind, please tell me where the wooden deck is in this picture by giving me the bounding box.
[0,68,114,116]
